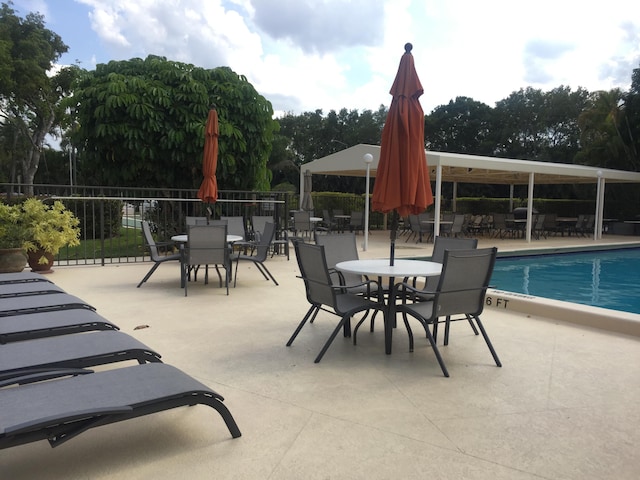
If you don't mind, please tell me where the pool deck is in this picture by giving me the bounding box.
[2,233,640,479]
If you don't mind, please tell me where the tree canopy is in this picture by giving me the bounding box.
[68,55,277,190]
[0,1,71,194]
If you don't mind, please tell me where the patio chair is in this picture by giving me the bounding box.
[0,362,241,449]
[0,309,118,344]
[348,211,365,234]
[137,221,181,288]
[181,224,231,296]
[232,222,278,287]
[532,214,547,240]
[406,214,432,243]
[0,330,162,381]
[0,281,66,297]
[445,214,466,237]
[250,215,274,241]
[315,232,375,296]
[0,293,95,317]
[186,216,208,226]
[0,272,53,285]
[293,211,313,238]
[393,247,502,377]
[287,242,381,363]
[221,216,253,254]
[315,232,383,340]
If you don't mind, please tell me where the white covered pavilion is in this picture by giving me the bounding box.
[300,144,640,242]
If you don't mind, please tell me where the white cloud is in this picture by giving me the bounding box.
[38,0,640,115]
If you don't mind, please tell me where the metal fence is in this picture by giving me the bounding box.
[1,184,293,266]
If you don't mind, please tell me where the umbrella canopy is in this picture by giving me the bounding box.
[301,170,314,211]
[197,108,219,204]
[371,43,434,263]
[372,43,433,216]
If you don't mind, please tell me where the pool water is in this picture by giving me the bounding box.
[490,248,640,315]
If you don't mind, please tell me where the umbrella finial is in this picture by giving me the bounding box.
[404,43,413,53]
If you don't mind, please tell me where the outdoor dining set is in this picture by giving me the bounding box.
[137,215,281,295]
[286,232,502,378]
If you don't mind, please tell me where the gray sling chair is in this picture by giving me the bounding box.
[0,330,162,381]
[314,232,382,337]
[0,272,53,284]
[181,224,231,296]
[137,220,181,288]
[1,309,118,344]
[393,247,502,377]
[232,222,278,287]
[0,293,95,317]
[0,362,241,449]
[0,281,66,297]
[287,242,382,363]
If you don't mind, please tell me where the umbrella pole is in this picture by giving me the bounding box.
[389,212,399,266]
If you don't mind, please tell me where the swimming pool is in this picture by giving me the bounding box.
[490,248,640,315]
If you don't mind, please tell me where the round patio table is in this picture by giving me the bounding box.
[336,259,441,355]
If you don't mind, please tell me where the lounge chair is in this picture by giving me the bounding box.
[0,362,241,449]
[0,281,66,297]
[0,330,161,381]
[0,293,95,317]
[0,309,118,344]
[0,272,53,285]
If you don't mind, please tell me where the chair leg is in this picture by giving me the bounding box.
[314,316,350,363]
[137,262,160,287]
[465,314,480,335]
[472,315,502,367]
[424,324,449,377]
[286,305,318,346]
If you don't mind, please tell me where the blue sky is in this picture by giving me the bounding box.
[14,0,640,116]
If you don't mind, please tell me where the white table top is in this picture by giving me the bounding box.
[310,217,323,222]
[171,234,243,243]
[336,259,442,278]
[333,214,351,219]
[421,220,453,224]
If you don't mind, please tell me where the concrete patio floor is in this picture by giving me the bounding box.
[2,232,640,479]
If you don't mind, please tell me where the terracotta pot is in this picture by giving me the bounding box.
[27,249,55,273]
[0,248,27,273]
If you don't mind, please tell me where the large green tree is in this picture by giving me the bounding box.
[272,106,386,192]
[69,55,277,190]
[0,2,71,194]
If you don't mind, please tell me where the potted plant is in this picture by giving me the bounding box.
[20,198,81,272]
[0,203,29,273]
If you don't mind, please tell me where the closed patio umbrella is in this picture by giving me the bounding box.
[301,170,314,211]
[372,43,433,264]
[197,108,219,205]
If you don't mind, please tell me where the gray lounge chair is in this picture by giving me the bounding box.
[0,272,53,285]
[0,281,66,297]
[0,293,95,317]
[0,330,161,381]
[0,362,241,449]
[0,309,118,344]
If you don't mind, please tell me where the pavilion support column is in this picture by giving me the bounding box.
[452,182,457,212]
[526,173,534,243]
[434,164,442,236]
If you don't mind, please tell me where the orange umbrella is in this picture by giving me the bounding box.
[197,108,219,204]
[372,43,434,264]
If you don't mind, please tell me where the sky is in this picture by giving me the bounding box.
[14,0,640,117]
